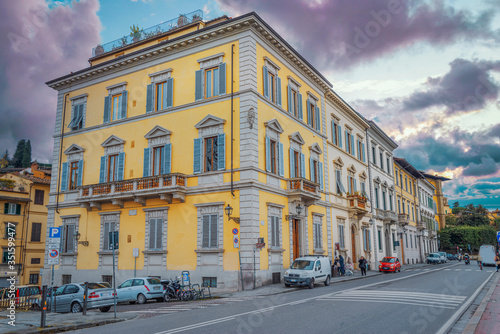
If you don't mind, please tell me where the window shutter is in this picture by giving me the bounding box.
[287,86,292,113]
[345,131,349,152]
[4,203,8,214]
[309,158,314,181]
[78,104,84,128]
[265,136,271,172]
[103,96,111,123]
[362,143,365,162]
[300,153,306,178]
[163,143,172,174]
[68,106,76,128]
[289,148,295,178]
[195,70,203,101]
[307,101,312,126]
[77,160,84,187]
[143,148,151,177]
[60,162,68,192]
[351,136,355,156]
[263,66,269,98]
[117,152,125,181]
[67,225,75,253]
[319,162,324,190]
[338,125,342,148]
[348,176,352,194]
[99,156,106,183]
[354,178,357,192]
[166,78,174,108]
[271,217,276,247]
[120,91,128,119]
[146,84,153,113]
[202,215,210,248]
[15,204,21,215]
[331,121,335,144]
[217,133,225,170]
[156,219,163,249]
[103,223,110,250]
[210,215,218,248]
[218,63,226,95]
[276,77,282,106]
[278,142,284,177]
[298,93,303,119]
[315,106,320,130]
[193,138,202,174]
[149,220,155,249]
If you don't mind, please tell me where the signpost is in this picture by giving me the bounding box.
[109,231,119,319]
[133,248,139,277]
[48,227,61,312]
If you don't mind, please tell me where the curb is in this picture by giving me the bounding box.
[5,318,127,334]
[462,272,500,334]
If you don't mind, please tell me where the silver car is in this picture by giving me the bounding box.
[53,283,115,313]
[116,277,164,304]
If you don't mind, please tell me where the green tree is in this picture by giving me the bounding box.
[21,140,31,168]
[453,201,459,208]
[445,215,457,226]
[0,150,9,168]
[12,139,26,168]
[452,207,465,214]
[439,225,497,253]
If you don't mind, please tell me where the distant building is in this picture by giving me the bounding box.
[419,173,451,230]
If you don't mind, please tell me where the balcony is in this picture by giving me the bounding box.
[347,194,368,217]
[417,220,426,231]
[286,178,321,206]
[398,213,410,225]
[383,210,398,223]
[374,208,384,220]
[77,173,187,210]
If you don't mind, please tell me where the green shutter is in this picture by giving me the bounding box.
[309,158,314,181]
[195,70,202,101]
[143,148,151,177]
[218,63,226,95]
[300,153,305,178]
[307,101,312,126]
[287,86,292,113]
[120,91,128,119]
[217,133,225,170]
[146,84,153,113]
[15,204,21,215]
[276,77,282,106]
[298,93,303,119]
[193,138,202,174]
[265,136,271,172]
[99,156,106,183]
[103,96,111,123]
[263,66,269,98]
[315,106,320,130]
[319,162,324,190]
[4,203,8,214]
[163,144,172,174]
[60,162,68,192]
[279,143,284,177]
[338,125,342,148]
[289,148,295,178]
[77,160,84,187]
[117,152,125,181]
[166,78,173,108]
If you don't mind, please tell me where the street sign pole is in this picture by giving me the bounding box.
[50,265,54,312]
[112,232,117,319]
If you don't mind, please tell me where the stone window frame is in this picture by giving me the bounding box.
[194,114,226,174]
[312,213,324,253]
[194,202,225,267]
[197,52,225,100]
[98,212,121,255]
[263,57,281,104]
[267,203,284,250]
[264,119,284,177]
[69,93,88,131]
[289,131,305,178]
[105,82,128,122]
[306,92,319,130]
[287,75,302,119]
[337,218,346,250]
[142,207,169,268]
[144,126,172,176]
[63,144,85,192]
[149,68,173,112]
[60,215,80,255]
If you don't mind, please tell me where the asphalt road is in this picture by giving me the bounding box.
[68,262,497,334]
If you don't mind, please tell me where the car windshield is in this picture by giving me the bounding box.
[147,278,161,285]
[84,283,108,290]
[381,258,395,263]
[291,260,314,270]
[429,254,437,257]
[55,286,66,295]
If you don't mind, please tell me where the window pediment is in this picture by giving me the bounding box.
[195,114,226,129]
[64,144,85,155]
[333,157,344,168]
[145,126,172,139]
[359,171,367,180]
[197,52,224,69]
[264,119,284,134]
[309,143,322,155]
[288,131,305,145]
[373,176,381,184]
[347,164,357,174]
[101,135,125,148]
[382,181,388,188]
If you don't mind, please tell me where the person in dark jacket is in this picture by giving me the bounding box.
[339,255,345,276]
[358,256,367,276]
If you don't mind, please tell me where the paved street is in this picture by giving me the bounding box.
[62,262,498,334]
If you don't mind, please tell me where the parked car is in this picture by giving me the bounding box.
[284,255,331,289]
[427,253,442,264]
[0,285,41,310]
[378,257,401,273]
[53,282,115,313]
[437,252,447,263]
[116,277,164,304]
[446,254,456,261]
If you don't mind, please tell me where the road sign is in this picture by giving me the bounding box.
[232,228,239,235]
[132,248,139,258]
[49,227,61,238]
[47,249,59,265]
[233,235,239,248]
[108,231,119,250]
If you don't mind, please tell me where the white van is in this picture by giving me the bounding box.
[284,255,331,289]
[479,245,496,266]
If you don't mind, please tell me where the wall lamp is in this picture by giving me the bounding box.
[225,204,240,224]
[74,231,89,246]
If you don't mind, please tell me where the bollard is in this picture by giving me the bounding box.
[40,285,47,328]
[83,282,88,315]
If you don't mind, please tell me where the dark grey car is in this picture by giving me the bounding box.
[53,283,115,313]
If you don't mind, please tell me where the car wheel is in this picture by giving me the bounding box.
[308,278,315,289]
[71,302,82,313]
[284,283,290,288]
[324,275,330,286]
[99,306,111,312]
[137,293,147,304]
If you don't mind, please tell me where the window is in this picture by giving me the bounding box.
[31,258,41,264]
[313,221,322,249]
[363,229,371,251]
[102,275,112,285]
[386,158,390,174]
[374,187,379,209]
[102,222,116,251]
[148,218,163,250]
[389,194,393,211]
[2,250,8,263]
[62,224,76,253]
[62,275,72,284]
[270,216,280,247]
[412,207,415,221]
[405,177,408,191]
[34,190,44,205]
[68,103,85,131]
[269,139,277,174]
[4,203,21,215]
[69,161,79,190]
[107,154,119,182]
[372,146,376,164]
[205,67,219,98]
[205,136,219,172]
[104,84,128,123]
[306,100,320,130]
[202,277,217,288]
[195,61,226,101]
[405,234,408,248]
[395,169,399,185]
[392,232,396,251]
[61,157,83,191]
[346,131,354,155]
[152,147,163,176]
[347,175,356,195]
[111,93,122,121]
[409,181,412,194]
[99,149,124,183]
[378,230,382,251]
[146,72,173,113]
[339,224,345,249]
[357,139,365,162]
[263,62,282,105]
[400,173,403,187]
[29,273,39,285]
[331,120,342,147]
[336,170,346,195]
[155,81,167,111]
[193,128,225,174]
[202,214,218,248]
[382,190,387,210]
[311,159,319,183]
[410,234,413,248]
[289,149,303,178]
[31,223,42,242]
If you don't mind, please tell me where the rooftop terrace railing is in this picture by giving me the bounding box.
[92,10,203,57]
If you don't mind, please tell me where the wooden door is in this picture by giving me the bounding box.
[351,226,357,263]
[292,219,300,260]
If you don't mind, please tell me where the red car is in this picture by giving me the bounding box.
[379,257,401,273]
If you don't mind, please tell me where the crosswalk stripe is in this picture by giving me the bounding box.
[343,294,463,303]
[317,298,456,309]
[351,291,466,299]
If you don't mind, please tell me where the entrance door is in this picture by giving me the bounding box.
[351,226,357,263]
[292,219,300,260]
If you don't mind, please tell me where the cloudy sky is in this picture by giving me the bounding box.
[1,0,499,209]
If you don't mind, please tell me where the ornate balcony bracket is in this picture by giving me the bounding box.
[90,202,101,211]
[134,196,146,206]
[112,199,124,208]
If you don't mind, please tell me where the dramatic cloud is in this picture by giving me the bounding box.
[216,0,495,70]
[403,58,500,114]
[0,0,101,162]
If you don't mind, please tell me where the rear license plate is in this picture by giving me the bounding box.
[291,279,297,282]
[102,292,112,297]
[154,286,160,290]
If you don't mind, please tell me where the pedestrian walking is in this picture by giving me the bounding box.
[358,256,367,276]
[495,254,500,272]
[339,255,345,276]
[477,254,483,270]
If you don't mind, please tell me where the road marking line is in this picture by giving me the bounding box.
[320,296,462,305]
[435,271,496,334]
[316,298,456,309]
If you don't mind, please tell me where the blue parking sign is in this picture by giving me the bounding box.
[49,227,61,238]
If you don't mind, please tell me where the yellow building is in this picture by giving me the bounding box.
[44,11,335,291]
[0,164,50,286]
[420,172,451,230]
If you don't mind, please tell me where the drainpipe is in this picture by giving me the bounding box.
[230,44,234,198]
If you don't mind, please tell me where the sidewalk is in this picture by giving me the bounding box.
[463,270,500,334]
[219,262,433,298]
[0,309,136,334]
